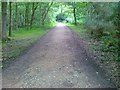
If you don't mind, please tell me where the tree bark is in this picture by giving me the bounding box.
[25,3,29,27]
[42,2,53,26]
[73,7,77,25]
[9,2,12,37]
[2,2,7,39]
[60,3,63,14]
[118,2,120,57]
[73,2,77,25]
[30,3,38,29]
[16,3,18,30]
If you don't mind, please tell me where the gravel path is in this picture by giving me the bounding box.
[2,25,116,88]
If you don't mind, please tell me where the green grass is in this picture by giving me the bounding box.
[68,24,119,86]
[67,23,90,41]
[68,24,84,32]
[67,24,119,61]
[2,25,53,67]
[12,26,52,40]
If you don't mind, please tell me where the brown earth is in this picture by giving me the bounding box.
[2,25,117,88]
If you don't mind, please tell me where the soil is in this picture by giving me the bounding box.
[2,25,117,88]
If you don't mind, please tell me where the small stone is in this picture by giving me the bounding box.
[99,84,101,87]
[96,72,98,75]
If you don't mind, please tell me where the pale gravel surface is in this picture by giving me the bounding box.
[2,26,116,88]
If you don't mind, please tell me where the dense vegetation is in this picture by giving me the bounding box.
[1,2,119,86]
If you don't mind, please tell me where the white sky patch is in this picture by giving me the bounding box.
[56,22,65,27]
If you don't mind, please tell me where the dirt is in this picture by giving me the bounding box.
[2,25,117,88]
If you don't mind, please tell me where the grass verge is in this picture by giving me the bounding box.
[2,25,53,68]
[67,24,119,87]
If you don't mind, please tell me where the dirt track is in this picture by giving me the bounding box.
[2,25,116,88]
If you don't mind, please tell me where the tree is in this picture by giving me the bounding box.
[15,3,18,30]
[25,3,29,28]
[72,2,77,25]
[30,2,38,29]
[2,2,7,40]
[41,2,53,26]
[67,2,77,25]
[9,2,12,37]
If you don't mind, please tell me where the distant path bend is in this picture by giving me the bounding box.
[2,25,116,88]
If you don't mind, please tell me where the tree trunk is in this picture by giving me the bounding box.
[118,2,120,57]
[42,2,53,26]
[30,3,38,29]
[39,3,42,27]
[60,3,63,13]
[15,3,18,30]
[42,19,44,26]
[25,3,29,28]
[73,7,77,25]
[72,2,77,25]
[2,2,7,40]
[9,2,12,37]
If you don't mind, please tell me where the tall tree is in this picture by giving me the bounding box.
[41,2,53,26]
[25,3,29,28]
[67,2,77,25]
[72,2,77,25]
[30,2,38,29]
[9,2,12,37]
[2,2,7,39]
[15,3,18,30]
[118,2,120,57]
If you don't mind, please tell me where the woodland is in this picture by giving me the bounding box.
[1,2,120,87]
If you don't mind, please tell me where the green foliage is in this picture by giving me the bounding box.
[2,2,119,86]
[99,36,118,54]
[84,2,119,62]
[85,3,118,38]
[56,13,67,22]
[2,25,53,63]
[68,2,119,85]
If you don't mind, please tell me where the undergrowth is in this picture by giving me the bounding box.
[68,24,119,87]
